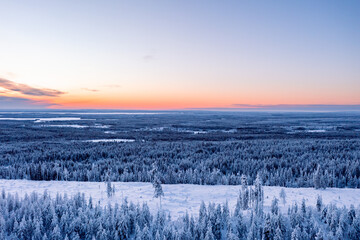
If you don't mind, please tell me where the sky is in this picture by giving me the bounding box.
[0,0,359,110]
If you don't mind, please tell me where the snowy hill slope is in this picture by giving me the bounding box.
[1,180,359,219]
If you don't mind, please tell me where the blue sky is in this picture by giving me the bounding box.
[0,0,359,109]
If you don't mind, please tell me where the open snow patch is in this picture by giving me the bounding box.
[83,139,135,143]
[0,180,359,219]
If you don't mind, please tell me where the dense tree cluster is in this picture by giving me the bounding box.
[0,139,360,188]
[1,187,360,239]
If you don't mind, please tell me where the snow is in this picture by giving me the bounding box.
[0,117,83,122]
[104,131,117,134]
[83,139,135,143]
[40,124,88,128]
[305,129,326,133]
[40,124,110,129]
[0,180,359,219]
[34,118,83,122]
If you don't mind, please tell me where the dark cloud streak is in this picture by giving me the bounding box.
[0,78,65,97]
[231,104,360,111]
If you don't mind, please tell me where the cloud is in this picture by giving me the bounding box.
[0,96,55,109]
[230,104,360,111]
[0,78,65,97]
[81,88,99,92]
[188,104,360,112]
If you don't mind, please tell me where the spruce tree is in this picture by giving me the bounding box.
[316,195,323,212]
[280,188,286,206]
[314,165,321,189]
[153,176,164,208]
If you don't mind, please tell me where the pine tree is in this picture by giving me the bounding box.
[227,230,238,240]
[222,201,230,232]
[314,165,321,189]
[141,225,152,240]
[234,213,246,239]
[280,188,286,206]
[199,201,207,222]
[42,233,48,240]
[155,230,161,240]
[335,225,344,240]
[241,174,249,210]
[241,174,247,190]
[247,217,259,240]
[301,199,306,215]
[291,226,302,240]
[263,214,273,240]
[151,162,164,208]
[315,228,324,240]
[271,198,279,215]
[153,176,164,208]
[235,191,242,215]
[274,227,283,240]
[204,223,215,240]
[254,173,264,216]
[51,225,62,240]
[316,195,323,212]
[96,224,107,239]
[106,181,112,198]
[32,220,42,240]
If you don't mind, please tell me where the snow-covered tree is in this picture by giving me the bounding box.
[316,195,323,212]
[271,198,279,215]
[314,165,322,189]
[153,176,164,208]
[279,188,286,206]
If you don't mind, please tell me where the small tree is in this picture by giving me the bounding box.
[151,162,164,208]
[271,197,279,215]
[280,188,286,206]
[106,181,113,198]
[153,176,164,208]
[240,174,249,210]
[316,195,323,212]
[104,171,114,198]
[313,165,321,189]
[253,173,264,215]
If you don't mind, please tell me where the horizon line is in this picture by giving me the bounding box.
[1,104,360,112]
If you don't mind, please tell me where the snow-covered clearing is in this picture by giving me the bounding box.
[0,180,359,219]
[83,139,135,143]
[0,117,82,121]
[40,124,110,129]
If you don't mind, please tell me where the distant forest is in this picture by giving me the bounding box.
[1,112,360,188]
[1,139,359,188]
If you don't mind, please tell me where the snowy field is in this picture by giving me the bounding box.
[1,180,359,219]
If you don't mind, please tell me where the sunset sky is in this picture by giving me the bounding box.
[0,0,359,110]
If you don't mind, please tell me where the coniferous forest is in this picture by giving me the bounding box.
[0,112,360,188]
[1,180,360,240]
[1,111,360,239]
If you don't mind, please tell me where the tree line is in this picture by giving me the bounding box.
[0,139,360,188]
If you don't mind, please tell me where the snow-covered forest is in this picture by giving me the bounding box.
[1,111,360,239]
[1,178,360,239]
[1,112,360,188]
[1,138,360,187]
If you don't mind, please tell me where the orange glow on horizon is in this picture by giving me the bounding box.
[1,92,356,110]
[1,85,359,110]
